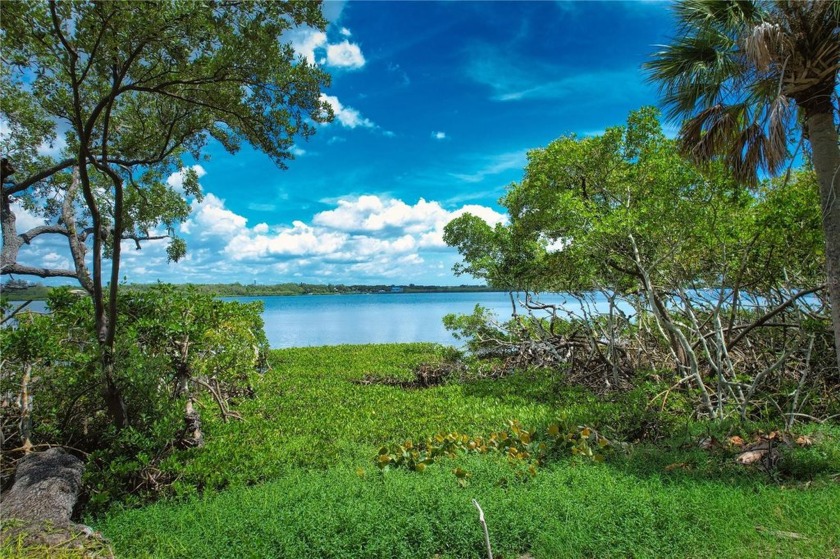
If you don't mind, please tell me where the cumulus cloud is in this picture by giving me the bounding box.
[180,193,247,238]
[11,201,47,233]
[320,94,375,129]
[225,220,347,261]
[288,28,327,64]
[326,40,366,69]
[175,192,504,274]
[166,164,206,194]
[111,176,509,285]
[314,196,448,235]
[289,26,365,70]
[432,131,447,140]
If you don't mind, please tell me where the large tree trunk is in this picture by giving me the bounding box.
[807,111,840,372]
[102,346,128,431]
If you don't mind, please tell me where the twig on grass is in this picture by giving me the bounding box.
[472,499,493,559]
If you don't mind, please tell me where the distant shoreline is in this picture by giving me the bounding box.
[2,282,501,301]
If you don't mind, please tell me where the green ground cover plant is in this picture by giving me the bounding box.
[89,344,840,559]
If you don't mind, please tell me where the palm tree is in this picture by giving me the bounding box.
[646,0,840,369]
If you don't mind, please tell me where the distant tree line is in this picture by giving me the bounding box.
[1,281,498,301]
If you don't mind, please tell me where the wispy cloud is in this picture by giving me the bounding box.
[465,42,646,104]
[449,150,528,184]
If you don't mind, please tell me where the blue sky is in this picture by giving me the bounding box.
[14,0,679,287]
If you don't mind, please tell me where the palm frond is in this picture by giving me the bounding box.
[764,95,792,174]
[674,0,761,30]
[646,28,741,120]
[744,21,786,71]
[647,0,836,185]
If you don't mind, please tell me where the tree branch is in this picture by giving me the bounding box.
[726,284,826,351]
[3,158,76,196]
[2,262,80,279]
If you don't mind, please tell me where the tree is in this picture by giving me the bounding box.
[1,285,269,507]
[445,108,829,419]
[645,0,840,369]
[1,1,332,428]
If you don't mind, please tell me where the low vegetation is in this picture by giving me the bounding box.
[84,344,839,558]
[1,3,837,556]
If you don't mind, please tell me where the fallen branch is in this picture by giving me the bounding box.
[472,499,493,559]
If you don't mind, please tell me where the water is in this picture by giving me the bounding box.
[8,292,613,349]
[223,292,616,348]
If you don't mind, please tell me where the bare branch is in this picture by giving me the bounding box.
[726,284,826,351]
[2,262,80,279]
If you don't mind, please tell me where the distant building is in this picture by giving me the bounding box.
[390,286,403,293]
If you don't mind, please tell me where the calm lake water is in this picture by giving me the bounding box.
[12,292,614,349]
[224,292,611,349]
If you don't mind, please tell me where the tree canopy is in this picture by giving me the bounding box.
[1,0,333,428]
[645,0,840,368]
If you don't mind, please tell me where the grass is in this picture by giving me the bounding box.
[83,344,840,558]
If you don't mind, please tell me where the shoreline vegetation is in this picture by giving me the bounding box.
[0,281,499,301]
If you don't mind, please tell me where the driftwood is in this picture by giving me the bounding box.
[1,448,112,555]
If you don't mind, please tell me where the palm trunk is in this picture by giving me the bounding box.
[807,111,840,372]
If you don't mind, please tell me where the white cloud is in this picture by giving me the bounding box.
[432,131,447,140]
[543,236,569,253]
[289,28,327,64]
[37,135,68,158]
[326,40,366,69]
[290,145,307,157]
[320,94,375,129]
[313,195,447,234]
[11,201,47,233]
[106,184,508,286]
[287,26,365,70]
[312,195,505,250]
[225,220,347,260]
[180,193,247,238]
[166,164,206,194]
[42,251,70,270]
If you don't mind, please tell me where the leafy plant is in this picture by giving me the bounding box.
[376,420,611,478]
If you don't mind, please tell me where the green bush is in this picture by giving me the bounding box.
[1,285,268,510]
